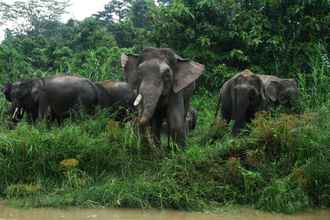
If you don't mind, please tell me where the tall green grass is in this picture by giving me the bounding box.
[1,104,329,212]
[0,44,329,213]
[298,43,330,109]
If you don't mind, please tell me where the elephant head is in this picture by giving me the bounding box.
[260,75,299,108]
[219,70,264,135]
[121,48,204,126]
[231,71,264,134]
[2,80,38,121]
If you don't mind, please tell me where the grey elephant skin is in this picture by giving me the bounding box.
[95,80,137,121]
[97,80,199,129]
[3,75,103,123]
[258,74,299,109]
[216,70,300,135]
[216,69,264,135]
[161,106,198,135]
[121,47,204,147]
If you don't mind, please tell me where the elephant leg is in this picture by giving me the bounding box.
[27,111,38,123]
[84,103,96,115]
[37,92,49,121]
[221,107,231,124]
[233,115,247,135]
[151,115,161,146]
[79,93,97,116]
[50,109,63,126]
[232,87,250,135]
[246,109,256,123]
[167,94,186,148]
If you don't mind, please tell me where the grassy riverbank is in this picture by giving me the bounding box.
[0,93,329,213]
[1,0,329,214]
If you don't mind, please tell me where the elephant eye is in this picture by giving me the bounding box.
[162,69,172,81]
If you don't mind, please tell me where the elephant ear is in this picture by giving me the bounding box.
[265,81,280,102]
[173,57,204,93]
[121,53,139,88]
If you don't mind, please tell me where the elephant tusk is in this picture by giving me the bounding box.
[133,94,142,106]
[12,107,19,119]
[20,108,24,116]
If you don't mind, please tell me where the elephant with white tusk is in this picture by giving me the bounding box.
[3,75,102,123]
[121,47,204,148]
[3,76,147,124]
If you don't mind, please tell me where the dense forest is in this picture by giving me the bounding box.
[1,0,329,90]
[0,0,329,213]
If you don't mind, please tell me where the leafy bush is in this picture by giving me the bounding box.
[257,179,309,213]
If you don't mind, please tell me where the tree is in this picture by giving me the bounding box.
[71,18,117,51]
[130,0,154,28]
[94,0,153,48]
[94,0,132,23]
[0,0,70,35]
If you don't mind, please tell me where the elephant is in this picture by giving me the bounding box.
[97,79,199,128]
[216,69,265,135]
[95,80,137,121]
[161,106,198,135]
[121,47,204,148]
[258,74,299,109]
[3,75,102,123]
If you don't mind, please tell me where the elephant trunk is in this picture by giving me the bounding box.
[137,80,163,125]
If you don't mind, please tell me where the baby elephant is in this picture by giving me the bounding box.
[216,69,264,135]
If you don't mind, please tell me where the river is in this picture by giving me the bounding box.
[0,203,329,220]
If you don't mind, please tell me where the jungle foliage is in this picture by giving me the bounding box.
[0,0,329,213]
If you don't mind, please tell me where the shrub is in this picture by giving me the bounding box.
[257,178,309,213]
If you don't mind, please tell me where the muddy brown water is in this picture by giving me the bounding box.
[0,203,329,220]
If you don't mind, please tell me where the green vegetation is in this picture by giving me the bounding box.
[0,87,330,213]
[0,0,330,214]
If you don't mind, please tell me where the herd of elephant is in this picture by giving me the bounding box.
[2,48,299,148]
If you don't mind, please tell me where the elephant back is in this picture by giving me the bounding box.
[96,80,136,108]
